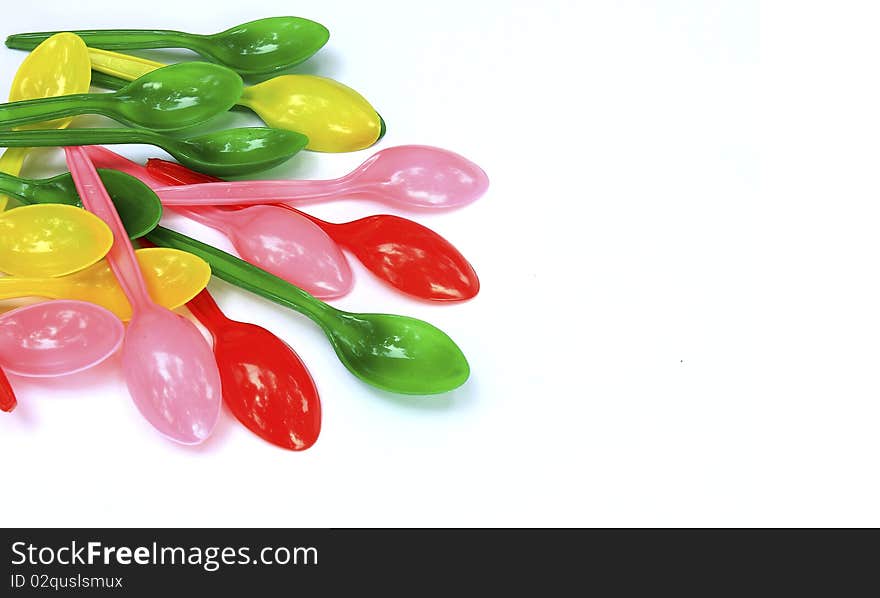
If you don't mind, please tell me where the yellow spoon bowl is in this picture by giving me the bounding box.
[0,33,91,211]
[0,247,211,321]
[0,204,113,277]
[88,47,381,152]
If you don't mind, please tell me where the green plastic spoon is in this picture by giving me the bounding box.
[146,226,470,395]
[0,168,161,239]
[6,17,330,76]
[0,62,242,132]
[0,127,308,176]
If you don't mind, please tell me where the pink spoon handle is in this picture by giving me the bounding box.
[64,147,152,311]
[82,145,165,189]
[153,179,351,206]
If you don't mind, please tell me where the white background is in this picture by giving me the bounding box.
[1,1,878,527]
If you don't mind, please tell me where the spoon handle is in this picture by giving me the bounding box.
[0,148,28,210]
[6,30,203,52]
[154,179,351,206]
[0,128,162,148]
[0,368,16,412]
[145,226,334,328]
[88,47,162,81]
[185,289,233,335]
[0,94,109,129]
[0,170,36,201]
[0,277,64,300]
[64,147,153,311]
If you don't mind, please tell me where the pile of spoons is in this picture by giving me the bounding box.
[0,17,488,451]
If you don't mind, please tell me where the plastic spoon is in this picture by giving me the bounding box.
[7,17,330,75]
[66,146,221,444]
[0,300,123,377]
[186,289,321,450]
[0,247,210,321]
[149,158,480,301]
[0,127,308,176]
[0,32,91,211]
[146,226,470,395]
[86,47,380,152]
[0,204,113,277]
[151,145,490,209]
[0,62,242,132]
[82,146,351,299]
[0,168,162,239]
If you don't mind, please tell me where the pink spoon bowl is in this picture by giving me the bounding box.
[0,299,124,377]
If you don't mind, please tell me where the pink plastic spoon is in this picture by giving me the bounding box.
[0,300,123,377]
[83,146,352,299]
[65,146,222,445]
[150,145,489,210]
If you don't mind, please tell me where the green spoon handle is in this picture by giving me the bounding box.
[0,171,35,199]
[6,30,204,52]
[89,71,128,91]
[0,128,162,148]
[0,94,112,129]
[145,225,335,328]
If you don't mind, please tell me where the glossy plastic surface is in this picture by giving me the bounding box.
[147,226,470,395]
[186,289,321,450]
[0,368,15,412]
[83,146,350,298]
[152,145,489,209]
[0,62,241,132]
[87,47,380,152]
[0,300,123,377]
[66,147,221,444]
[0,204,113,277]
[149,159,479,300]
[6,17,330,75]
[0,168,162,239]
[0,32,91,211]
[0,248,210,321]
[0,127,308,176]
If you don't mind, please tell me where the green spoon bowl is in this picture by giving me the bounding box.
[1,168,161,239]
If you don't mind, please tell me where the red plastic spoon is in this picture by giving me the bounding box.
[185,288,321,450]
[147,159,481,302]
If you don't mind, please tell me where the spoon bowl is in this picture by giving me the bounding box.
[179,205,352,299]
[1,168,162,239]
[0,203,113,277]
[0,32,91,211]
[0,299,123,377]
[185,289,320,450]
[107,62,242,130]
[0,248,211,321]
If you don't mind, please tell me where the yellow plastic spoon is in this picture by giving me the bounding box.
[88,48,381,153]
[0,33,91,211]
[0,247,210,321]
[0,204,112,277]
